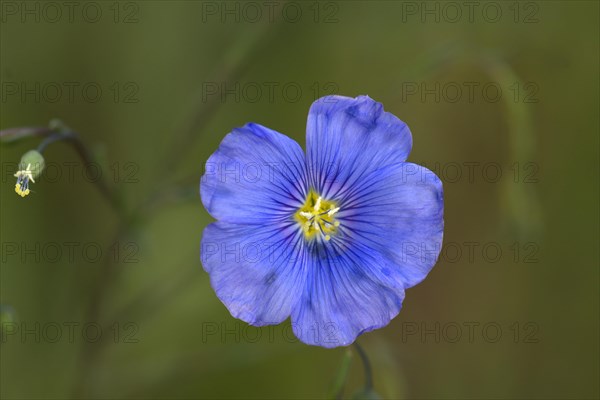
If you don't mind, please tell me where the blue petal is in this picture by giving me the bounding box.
[338,162,444,289]
[201,123,307,224]
[291,241,405,348]
[201,221,307,325]
[290,162,443,348]
[306,95,412,199]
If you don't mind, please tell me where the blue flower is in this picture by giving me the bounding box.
[200,95,444,348]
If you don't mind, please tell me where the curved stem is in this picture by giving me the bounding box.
[36,130,121,214]
[153,8,287,188]
[353,342,374,391]
[0,126,54,143]
[331,349,353,400]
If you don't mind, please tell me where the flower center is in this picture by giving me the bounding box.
[294,189,340,241]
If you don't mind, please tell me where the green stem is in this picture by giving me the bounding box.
[153,8,287,188]
[36,129,121,214]
[0,126,54,143]
[353,342,374,391]
[140,183,198,214]
[71,225,128,398]
[331,349,353,400]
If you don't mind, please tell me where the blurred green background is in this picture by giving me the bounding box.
[1,1,598,399]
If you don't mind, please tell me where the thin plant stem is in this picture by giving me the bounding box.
[331,349,353,400]
[153,6,288,188]
[353,342,374,391]
[71,223,129,398]
[35,131,121,213]
[0,126,54,142]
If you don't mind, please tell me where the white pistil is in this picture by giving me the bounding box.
[14,163,36,184]
[327,207,340,217]
[313,196,322,212]
[299,211,313,219]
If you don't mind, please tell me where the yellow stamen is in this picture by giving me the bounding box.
[294,189,341,241]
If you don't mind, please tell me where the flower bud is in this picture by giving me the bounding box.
[14,150,45,197]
